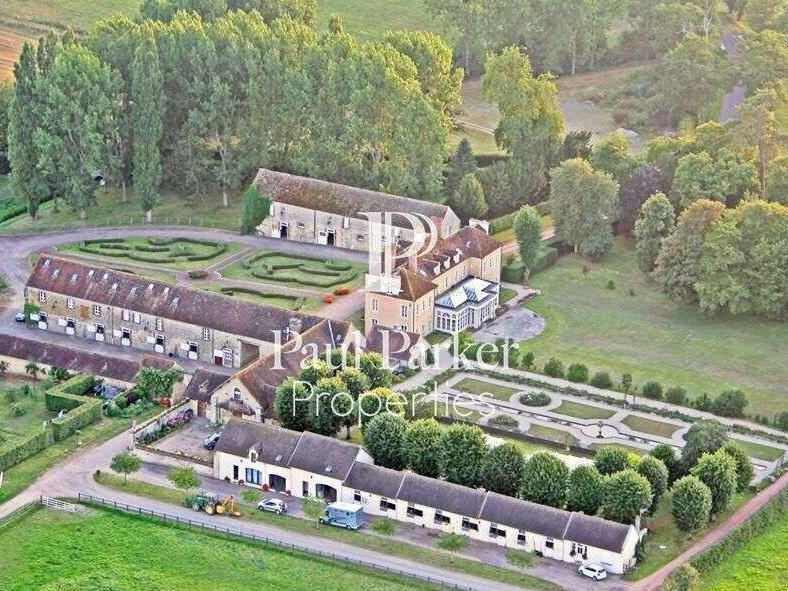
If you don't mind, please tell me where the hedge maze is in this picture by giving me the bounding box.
[71,237,229,267]
[235,251,360,290]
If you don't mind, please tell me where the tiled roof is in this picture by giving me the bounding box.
[254,168,451,221]
[26,256,323,344]
[397,472,486,518]
[0,333,140,382]
[395,268,435,301]
[479,492,571,540]
[183,369,230,402]
[364,327,423,363]
[288,430,361,481]
[140,355,179,372]
[343,462,405,499]
[415,226,501,278]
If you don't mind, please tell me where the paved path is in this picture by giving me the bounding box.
[629,469,788,591]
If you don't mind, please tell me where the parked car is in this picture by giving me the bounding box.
[203,431,221,449]
[14,312,26,323]
[578,564,608,581]
[257,498,287,514]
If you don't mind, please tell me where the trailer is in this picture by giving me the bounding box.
[319,502,365,530]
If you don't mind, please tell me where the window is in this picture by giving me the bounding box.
[67,298,74,310]
[201,328,210,341]
[517,531,527,546]
[371,298,378,313]
[371,318,378,326]
[188,342,198,354]
[245,468,261,486]
[233,465,239,480]
[461,518,478,531]
[38,291,46,303]
[434,511,450,525]
[155,317,163,331]
[122,310,130,321]
[379,498,396,511]
[223,348,233,367]
[95,324,105,335]
[92,304,101,317]
[132,312,141,324]
[400,304,408,318]
[302,481,309,497]
[545,538,554,549]
[233,388,241,401]
[489,524,506,538]
[406,505,423,518]
[571,543,587,558]
[353,490,362,502]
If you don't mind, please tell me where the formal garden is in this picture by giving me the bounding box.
[222,251,366,293]
[195,283,323,312]
[58,236,239,271]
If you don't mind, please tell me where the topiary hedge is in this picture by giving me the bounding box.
[0,430,51,471]
[520,391,551,406]
[46,375,101,441]
[502,260,525,283]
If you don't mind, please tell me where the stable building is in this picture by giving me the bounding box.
[214,419,640,574]
[25,255,325,369]
[253,169,461,251]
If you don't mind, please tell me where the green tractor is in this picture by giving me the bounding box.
[185,492,221,515]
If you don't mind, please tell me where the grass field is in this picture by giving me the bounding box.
[527,423,579,447]
[551,400,615,420]
[452,377,521,401]
[734,439,785,463]
[0,507,440,591]
[0,381,54,443]
[524,239,788,417]
[700,511,788,591]
[621,414,682,438]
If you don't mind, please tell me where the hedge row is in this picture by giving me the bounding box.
[299,265,345,277]
[502,260,525,283]
[148,237,220,248]
[243,251,324,268]
[218,286,300,305]
[133,244,170,253]
[531,246,559,274]
[489,212,517,235]
[83,237,126,245]
[0,203,28,224]
[0,429,51,471]
[250,269,357,288]
[46,375,102,441]
[79,243,227,263]
[326,260,352,271]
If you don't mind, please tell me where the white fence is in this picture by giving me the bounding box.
[41,496,78,513]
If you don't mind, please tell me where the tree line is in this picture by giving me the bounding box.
[4,0,462,220]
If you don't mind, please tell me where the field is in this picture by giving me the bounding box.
[550,400,615,420]
[621,414,681,438]
[0,507,439,591]
[452,377,521,401]
[222,251,365,292]
[524,239,788,417]
[58,236,239,271]
[700,511,788,591]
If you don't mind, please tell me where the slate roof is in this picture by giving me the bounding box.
[343,462,405,499]
[140,355,179,372]
[250,422,302,467]
[480,492,571,540]
[397,472,486,518]
[288,430,361,481]
[183,369,231,403]
[254,168,451,221]
[0,333,140,382]
[564,512,633,553]
[26,256,323,343]
[214,418,271,457]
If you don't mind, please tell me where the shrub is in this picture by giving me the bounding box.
[322,295,334,304]
[437,533,469,552]
[506,549,536,568]
[566,363,589,383]
[694,393,713,411]
[519,351,535,370]
[519,391,551,406]
[371,518,397,535]
[488,414,518,429]
[640,381,664,400]
[0,430,50,471]
[776,411,788,431]
[333,286,351,296]
[671,475,712,532]
[711,389,748,418]
[114,395,128,410]
[241,489,262,503]
[663,564,701,591]
[188,270,209,280]
[531,246,558,274]
[10,402,27,417]
[606,280,616,290]
[589,372,613,389]
[601,469,653,523]
[665,386,688,405]
[501,259,525,283]
[690,450,738,515]
[594,446,633,476]
[543,357,565,378]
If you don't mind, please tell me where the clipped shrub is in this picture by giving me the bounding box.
[531,246,558,274]
[566,363,589,383]
[543,357,565,378]
[641,381,664,400]
[371,518,397,535]
[501,259,525,283]
[489,414,518,429]
[711,389,748,418]
[519,391,551,407]
[666,387,688,405]
[672,475,712,532]
[0,430,51,471]
[333,287,351,296]
[589,372,613,389]
[10,402,28,417]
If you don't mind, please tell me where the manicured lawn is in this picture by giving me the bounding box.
[223,252,366,293]
[95,474,558,590]
[0,382,54,441]
[317,0,440,40]
[734,439,786,463]
[58,236,240,271]
[625,490,755,580]
[499,287,518,305]
[700,511,788,591]
[453,377,521,401]
[621,414,682,438]
[524,239,788,417]
[527,423,579,447]
[196,282,323,312]
[0,507,440,591]
[551,400,615,420]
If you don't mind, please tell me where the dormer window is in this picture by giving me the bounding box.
[70,273,79,283]
[250,449,258,462]
[52,269,60,279]
[38,290,47,303]
[88,270,95,278]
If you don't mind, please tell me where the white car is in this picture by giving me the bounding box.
[578,564,608,581]
[257,498,287,514]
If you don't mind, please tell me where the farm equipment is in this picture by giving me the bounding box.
[219,495,241,518]
[186,492,222,514]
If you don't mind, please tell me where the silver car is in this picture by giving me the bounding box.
[578,564,608,581]
[257,498,287,514]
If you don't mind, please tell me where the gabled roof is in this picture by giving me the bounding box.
[0,333,139,382]
[415,226,501,278]
[364,327,423,364]
[479,492,571,540]
[288,430,361,481]
[397,472,486,517]
[183,369,230,402]
[213,417,270,457]
[140,355,180,372]
[26,256,323,344]
[254,168,452,221]
[343,462,405,499]
[564,512,634,553]
[394,268,435,301]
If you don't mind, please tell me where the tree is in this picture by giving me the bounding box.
[439,423,488,487]
[619,164,666,237]
[168,466,200,492]
[550,158,619,258]
[690,450,737,514]
[561,130,592,161]
[403,418,443,477]
[711,389,748,418]
[600,469,653,524]
[721,442,754,492]
[483,47,564,203]
[765,156,788,203]
[0,360,9,379]
[24,361,42,381]
[641,381,664,400]
[671,475,712,532]
[589,372,613,389]
[651,443,681,484]
[543,357,565,378]
[513,205,542,273]
[670,152,726,208]
[358,352,393,389]
[445,138,476,197]
[652,199,725,300]
[592,132,639,186]
[566,465,604,515]
[737,30,788,95]
[132,29,164,222]
[275,377,312,432]
[744,0,788,31]
[110,452,142,484]
[240,185,271,234]
[363,412,407,470]
[299,359,333,386]
[0,81,13,174]
[309,376,351,436]
[566,363,589,383]
[666,387,688,406]
[663,564,702,591]
[453,173,487,221]
[137,367,181,399]
[358,387,404,432]
[520,452,569,508]
[681,419,729,469]
[635,193,675,273]
[637,456,669,512]
[734,88,780,197]
[594,446,633,476]
[33,45,121,220]
[480,443,524,497]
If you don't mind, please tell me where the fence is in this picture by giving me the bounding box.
[77,493,480,591]
[41,496,78,513]
[0,501,38,530]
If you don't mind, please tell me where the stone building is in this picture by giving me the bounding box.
[253,168,461,251]
[25,256,325,369]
